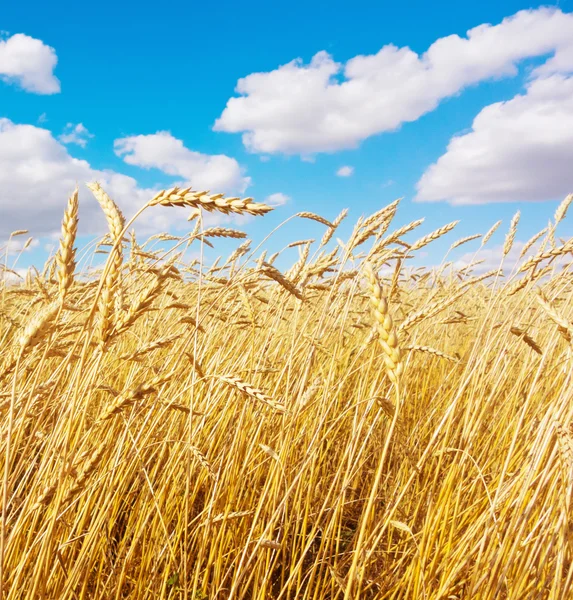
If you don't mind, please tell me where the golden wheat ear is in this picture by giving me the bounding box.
[363,262,403,385]
[56,188,79,303]
[148,187,273,216]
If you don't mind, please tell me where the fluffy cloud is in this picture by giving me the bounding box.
[114,131,250,193]
[265,192,290,206]
[0,119,251,239]
[214,8,573,155]
[0,118,151,238]
[3,236,39,256]
[415,75,573,204]
[0,33,60,94]
[59,123,94,148]
[336,166,354,177]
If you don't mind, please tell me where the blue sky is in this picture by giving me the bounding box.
[1,0,573,274]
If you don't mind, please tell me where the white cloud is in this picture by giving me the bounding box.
[0,119,251,239]
[3,236,39,255]
[214,8,573,155]
[415,74,573,204]
[265,192,290,206]
[0,118,151,238]
[0,33,60,94]
[336,165,354,177]
[114,131,250,193]
[59,123,94,148]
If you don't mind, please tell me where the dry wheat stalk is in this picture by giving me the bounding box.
[554,193,573,227]
[254,251,267,271]
[111,266,171,338]
[461,269,502,287]
[88,184,128,345]
[535,290,573,343]
[351,216,392,250]
[555,421,573,482]
[18,303,60,356]
[482,220,502,246]
[61,446,106,507]
[457,259,485,276]
[31,483,58,510]
[375,219,425,255]
[227,240,252,265]
[185,351,206,379]
[266,252,279,266]
[363,263,402,385]
[56,189,79,302]
[409,221,459,252]
[211,510,253,524]
[518,239,573,273]
[179,316,205,333]
[258,540,281,551]
[320,208,349,247]
[519,228,548,259]
[509,327,543,355]
[189,446,217,481]
[298,376,322,408]
[97,380,163,422]
[350,203,400,251]
[149,187,272,216]
[450,233,482,251]
[405,345,459,362]
[286,243,311,283]
[238,284,256,326]
[296,212,334,228]
[287,239,315,249]
[121,334,181,361]
[198,228,247,240]
[160,401,202,415]
[503,211,520,256]
[548,222,556,250]
[87,183,125,243]
[399,286,470,333]
[362,199,400,231]
[217,375,286,413]
[260,263,304,300]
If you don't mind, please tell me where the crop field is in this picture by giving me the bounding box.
[1,186,572,599]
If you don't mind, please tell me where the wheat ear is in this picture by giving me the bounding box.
[149,187,272,216]
[363,263,402,385]
[217,375,286,413]
[56,188,79,303]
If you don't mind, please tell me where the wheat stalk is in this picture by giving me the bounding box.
[148,187,272,216]
[217,375,286,413]
[503,211,520,256]
[363,263,402,385]
[405,345,459,362]
[260,263,304,300]
[56,188,79,303]
[450,233,482,251]
[296,212,334,228]
[410,221,459,252]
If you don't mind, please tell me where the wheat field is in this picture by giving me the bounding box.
[1,186,572,599]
